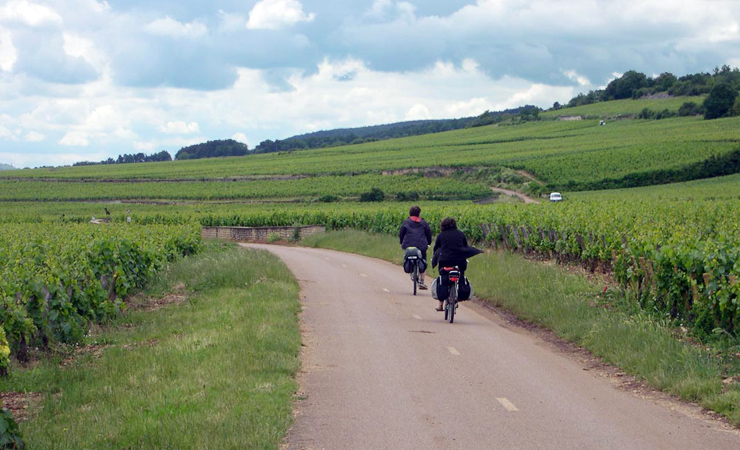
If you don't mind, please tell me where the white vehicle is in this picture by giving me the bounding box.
[549,192,563,202]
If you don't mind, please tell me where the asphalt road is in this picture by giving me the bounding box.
[246,244,740,450]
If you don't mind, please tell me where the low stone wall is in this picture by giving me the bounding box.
[201,225,326,242]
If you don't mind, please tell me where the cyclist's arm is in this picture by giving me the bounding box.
[424,221,432,245]
[399,223,406,245]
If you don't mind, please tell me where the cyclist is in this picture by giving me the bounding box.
[431,217,482,311]
[399,206,432,289]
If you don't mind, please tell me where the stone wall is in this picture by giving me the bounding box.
[201,225,326,242]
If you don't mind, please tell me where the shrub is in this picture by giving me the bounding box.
[704,82,738,119]
[359,188,385,202]
[317,194,338,203]
[679,102,702,116]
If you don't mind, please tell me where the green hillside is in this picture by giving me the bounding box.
[3,100,739,197]
[540,95,706,119]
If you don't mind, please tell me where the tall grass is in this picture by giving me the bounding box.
[0,243,301,449]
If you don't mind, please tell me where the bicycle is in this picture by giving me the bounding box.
[442,266,461,323]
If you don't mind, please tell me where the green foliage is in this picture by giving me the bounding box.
[679,101,703,116]
[637,108,677,120]
[704,83,739,119]
[0,175,490,202]
[0,224,202,363]
[175,139,249,160]
[604,70,650,100]
[359,187,385,202]
[0,408,24,449]
[317,194,339,203]
[0,328,9,376]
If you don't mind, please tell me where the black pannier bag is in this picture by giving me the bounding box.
[403,247,425,273]
[458,276,473,301]
[431,276,449,301]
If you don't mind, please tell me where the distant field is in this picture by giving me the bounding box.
[540,95,706,119]
[0,174,490,202]
[4,109,738,193]
[571,173,740,201]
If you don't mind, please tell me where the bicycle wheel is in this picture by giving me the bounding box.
[448,286,456,323]
[412,264,418,295]
[443,298,449,321]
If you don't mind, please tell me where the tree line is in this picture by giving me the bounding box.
[252,106,541,154]
[561,65,740,120]
[74,150,172,166]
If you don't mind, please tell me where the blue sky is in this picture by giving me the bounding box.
[1,0,739,167]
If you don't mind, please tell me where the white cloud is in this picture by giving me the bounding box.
[23,131,44,142]
[0,29,16,71]
[0,0,63,27]
[232,132,249,145]
[145,16,207,39]
[563,70,590,87]
[247,0,315,30]
[158,121,200,134]
[366,0,416,22]
[59,131,89,146]
[134,136,203,153]
[404,104,431,120]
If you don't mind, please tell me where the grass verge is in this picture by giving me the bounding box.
[301,230,740,425]
[0,242,301,449]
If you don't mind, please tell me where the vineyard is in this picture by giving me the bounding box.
[0,223,201,370]
[2,95,740,373]
[0,174,490,202]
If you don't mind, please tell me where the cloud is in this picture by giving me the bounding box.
[23,131,44,142]
[0,29,16,71]
[232,132,249,146]
[59,131,89,146]
[0,0,63,27]
[11,28,99,84]
[158,121,200,134]
[247,0,316,30]
[145,16,207,39]
[405,104,431,120]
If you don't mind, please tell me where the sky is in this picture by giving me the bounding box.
[0,0,739,168]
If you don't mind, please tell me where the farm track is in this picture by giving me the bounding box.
[247,244,740,450]
[490,187,541,204]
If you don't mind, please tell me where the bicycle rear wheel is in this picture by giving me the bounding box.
[412,263,418,295]
[448,287,456,323]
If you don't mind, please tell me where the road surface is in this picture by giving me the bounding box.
[245,244,740,450]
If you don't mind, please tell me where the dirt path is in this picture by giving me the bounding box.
[491,187,541,204]
[246,244,740,450]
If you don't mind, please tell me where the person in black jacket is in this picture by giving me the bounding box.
[399,206,432,289]
[432,217,482,311]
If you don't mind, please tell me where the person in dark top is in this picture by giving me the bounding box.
[399,206,432,289]
[432,217,482,311]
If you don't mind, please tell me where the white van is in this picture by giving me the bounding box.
[549,192,563,202]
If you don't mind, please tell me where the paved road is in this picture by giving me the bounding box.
[246,244,740,450]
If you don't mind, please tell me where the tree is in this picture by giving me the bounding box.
[703,82,738,119]
[552,101,561,110]
[653,72,677,91]
[604,70,649,100]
